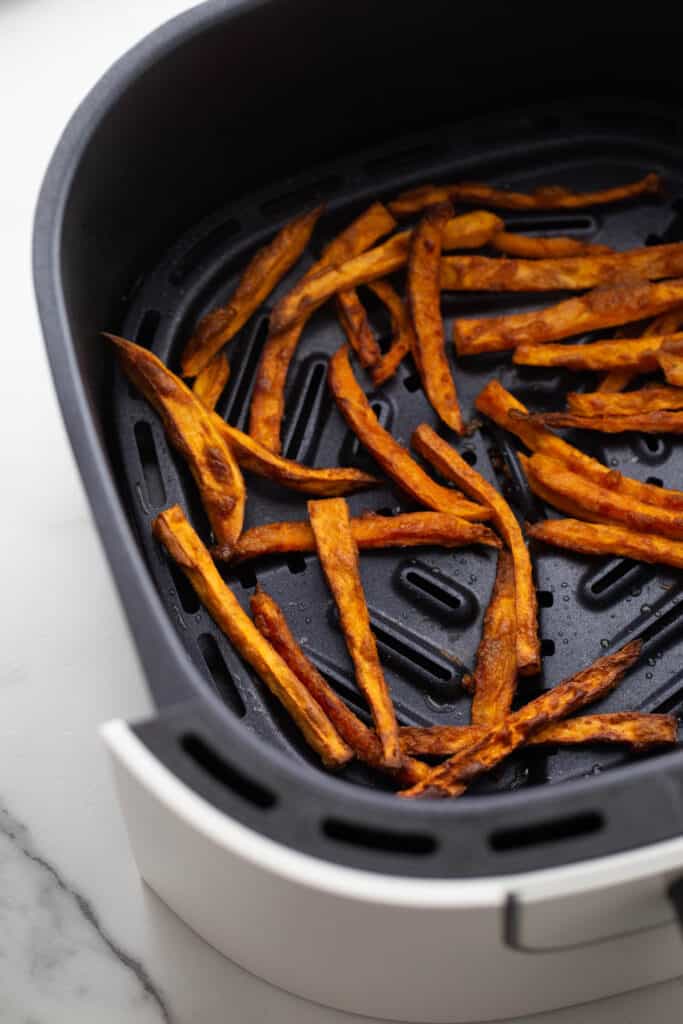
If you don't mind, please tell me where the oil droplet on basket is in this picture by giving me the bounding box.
[563,638,569,644]
[304,616,311,624]
[647,656,656,667]
[632,588,641,597]
[561,581,568,588]
[610,458,619,467]
[588,764,602,776]
[646,672,653,680]
[657,650,664,659]
[563,595,570,602]
[468,574,477,584]
[600,639,609,649]
[641,604,652,616]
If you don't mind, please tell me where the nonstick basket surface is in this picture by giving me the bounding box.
[112,99,683,876]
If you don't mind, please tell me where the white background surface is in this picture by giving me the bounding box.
[1,0,682,1020]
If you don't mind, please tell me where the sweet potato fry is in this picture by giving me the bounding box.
[470,551,518,724]
[567,386,683,416]
[658,337,683,386]
[230,511,501,563]
[475,380,683,511]
[524,453,683,539]
[597,311,683,392]
[531,408,683,434]
[527,517,683,571]
[309,498,400,767]
[441,244,683,293]
[399,713,676,755]
[106,334,245,558]
[454,277,683,356]
[212,416,377,495]
[368,280,415,386]
[390,173,662,216]
[412,424,539,674]
[518,453,594,520]
[399,640,641,798]
[250,586,427,785]
[337,289,381,368]
[270,212,503,335]
[491,233,614,259]
[513,336,670,373]
[193,352,230,410]
[328,346,490,521]
[249,202,397,453]
[153,506,352,767]
[182,206,323,377]
[408,202,463,432]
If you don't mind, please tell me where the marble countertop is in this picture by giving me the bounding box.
[1,1,682,1020]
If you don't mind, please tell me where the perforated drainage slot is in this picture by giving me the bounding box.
[135,309,161,348]
[396,563,477,625]
[538,590,554,608]
[580,558,653,607]
[490,811,603,851]
[637,598,683,648]
[403,372,421,392]
[224,318,269,428]
[169,219,240,284]
[286,554,307,574]
[283,359,328,461]
[181,734,275,808]
[541,639,556,656]
[323,818,436,855]
[134,421,166,509]
[197,634,246,717]
[370,617,453,684]
[632,435,670,464]
[169,562,201,615]
[260,176,342,217]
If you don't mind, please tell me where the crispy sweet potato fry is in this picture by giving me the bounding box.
[408,202,463,432]
[531,408,683,434]
[390,173,662,216]
[309,498,400,767]
[230,511,501,563]
[249,202,397,453]
[182,206,323,377]
[250,587,427,785]
[470,551,518,724]
[524,453,683,539]
[567,386,683,416]
[412,425,539,675]
[475,380,683,511]
[441,244,683,293]
[337,289,381,368]
[211,416,377,495]
[270,212,503,335]
[399,713,676,755]
[658,336,683,386]
[491,233,613,259]
[513,335,676,372]
[527,517,683,571]
[518,453,594,520]
[597,311,683,392]
[399,640,641,798]
[328,346,490,521]
[368,280,415,386]
[597,370,636,392]
[107,334,245,558]
[454,277,683,355]
[193,352,230,410]
[153,506,352,767]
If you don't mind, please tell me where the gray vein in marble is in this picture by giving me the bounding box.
[0,804,171,1023]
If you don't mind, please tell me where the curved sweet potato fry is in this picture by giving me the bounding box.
[442,244,683,293]
[412,424,539,675]
[230,510,501,563]
[454,277,683,355]
[337,289,381,368]
[475,380,683,511]
[182,205,323,377]
[513,335,671,372]
[518,453,595,520]
[308,498,400,767]
[328,346,489,521]
[491,233,613,259]
[470,551,518,724]
[107,334,245,558]
[399,640,641,798]
[249,202,397,453]
[390,173,662,216]
[212,416,377,495]
[368,280,415,386]
[567,386,683,416]
[408,202,463,432]
[399,713,676,755]
[527,517,683,571]
[524,453,683,539]
[250,587,427,785]
[271,212,503,335]
[193,352,230,410]
[531,408,683,434]
[153,506,352,768]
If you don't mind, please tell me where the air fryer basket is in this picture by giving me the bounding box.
[34,0,683,880]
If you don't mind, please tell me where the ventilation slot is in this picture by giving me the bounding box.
[648,199,683,246]
[580,558,654,607]
[636,598,683,650]
[283,359,328,461]
[396,563,477,625]
[403,372,421,392]
[647,476,664,487]
[287,554,307,574]
[340,399,391,469]
[224,318,269,429]
[650,686,683,716]
[369,615,454,686]
[490,811,603,851]
[631,435,670,464]
[182,734,275,808]
[538,590,554,608]
[169,219,240,284]
[461,448,477,466]
[541,638,555,657]
[135,309,161,348]
[260,176,341,218]
[323,818,436,855]
[197,634,246,717]
[169,562,200,615]
[134,421,166,509]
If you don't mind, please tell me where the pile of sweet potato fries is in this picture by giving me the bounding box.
[108,168,682,798]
